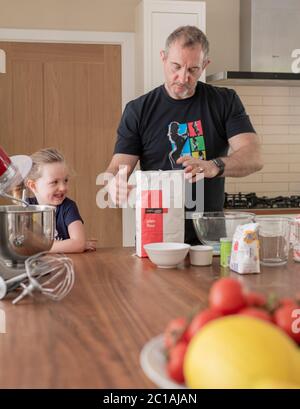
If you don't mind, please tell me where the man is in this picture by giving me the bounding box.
[104,26,263,244]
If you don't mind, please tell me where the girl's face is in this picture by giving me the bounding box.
[29,162,69,205]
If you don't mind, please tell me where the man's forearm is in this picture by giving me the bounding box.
[104,164,121,177]
[104,153,139,181]
[221,145,263,178]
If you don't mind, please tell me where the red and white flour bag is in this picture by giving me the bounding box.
[135,170,185,257]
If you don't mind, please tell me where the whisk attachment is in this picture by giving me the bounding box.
[0,191,28,207]
[12,252,75,304]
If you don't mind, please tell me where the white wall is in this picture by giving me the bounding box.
[224,85,300,197]
[0,0,240,76]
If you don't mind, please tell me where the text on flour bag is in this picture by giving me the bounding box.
[136,170,185,257]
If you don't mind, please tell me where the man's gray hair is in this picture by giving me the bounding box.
[165,25,209,60]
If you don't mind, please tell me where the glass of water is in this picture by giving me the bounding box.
[255,216,292,266]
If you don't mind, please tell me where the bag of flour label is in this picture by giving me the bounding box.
[136,170,185,257]
[230,222,260,274]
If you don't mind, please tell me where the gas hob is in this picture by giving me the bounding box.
[224,192,300,209]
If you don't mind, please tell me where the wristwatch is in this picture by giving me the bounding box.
[211,158,225,177]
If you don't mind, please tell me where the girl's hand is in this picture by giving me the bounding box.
[85,239,97,252]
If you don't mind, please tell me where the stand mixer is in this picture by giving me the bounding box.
[0,146,31,205]
[0,146,74,303]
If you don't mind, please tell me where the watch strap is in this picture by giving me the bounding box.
[211,158,225,177]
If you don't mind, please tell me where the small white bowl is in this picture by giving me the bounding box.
[189,245,213,266]
[143,242,191,268]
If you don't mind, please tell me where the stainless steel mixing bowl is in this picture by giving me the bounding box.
[0,205,55,267]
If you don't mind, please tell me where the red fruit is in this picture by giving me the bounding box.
[185,308,223,342]
[279,298,297,308]
[244,291,266,308]
[209,278,247,315]
[239,307,272,323]
[164,317,188,350]
[167,341,188,384]
[273,305,300,344]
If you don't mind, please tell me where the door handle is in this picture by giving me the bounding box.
[0,49,6,74]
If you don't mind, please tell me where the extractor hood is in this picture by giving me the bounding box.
[207,0,300,86]
[207,71,300,86]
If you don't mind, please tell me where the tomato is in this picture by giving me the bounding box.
[238,307,272,323]
[244,291,266,308]
[167,341,188,384]
[209,278,247,315]
[185,308,223,342]
[273,305,300,344]
[279,298,297,308]
[164,317,188,350]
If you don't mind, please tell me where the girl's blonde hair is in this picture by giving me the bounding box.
[11,148,66,200]
[25,147,66,183]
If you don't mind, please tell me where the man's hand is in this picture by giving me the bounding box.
[99,153,139,208]
[176,156,219,182]
[176,132,263,181]
[105,166,134,207]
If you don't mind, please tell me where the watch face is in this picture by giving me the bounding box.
[216,158,224,168]
[213,158,225,176]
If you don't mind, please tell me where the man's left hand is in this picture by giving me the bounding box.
[176,155,219,182]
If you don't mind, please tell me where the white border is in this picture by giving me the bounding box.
[0,28,135,110]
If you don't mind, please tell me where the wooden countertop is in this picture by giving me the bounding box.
[0,248,300,388]
[226,208,300,215]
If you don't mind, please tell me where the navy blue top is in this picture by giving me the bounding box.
[27,197,83,240]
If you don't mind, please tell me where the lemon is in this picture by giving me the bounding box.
[293,350,300,381]
[183,315,300,389]
[253,379,300,389]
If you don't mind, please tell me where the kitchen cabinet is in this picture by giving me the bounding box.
[135,0,206,95]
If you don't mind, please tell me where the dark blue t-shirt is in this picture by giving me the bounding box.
[27,197,83,240]
[114,81,255,244]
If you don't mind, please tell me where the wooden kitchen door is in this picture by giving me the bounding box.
[0,42,122,247]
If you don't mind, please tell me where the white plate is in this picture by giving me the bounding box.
[140,334,186,389]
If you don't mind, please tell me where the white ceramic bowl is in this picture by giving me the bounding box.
[189,245,213,266]
[143,242,190,268]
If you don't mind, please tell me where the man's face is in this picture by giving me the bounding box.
[161,40,210,99]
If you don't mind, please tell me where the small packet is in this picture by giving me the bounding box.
[230,222,260,274]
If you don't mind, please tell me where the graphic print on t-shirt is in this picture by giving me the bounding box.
[168,119,206,168]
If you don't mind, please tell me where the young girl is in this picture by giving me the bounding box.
[25,148,96,253]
